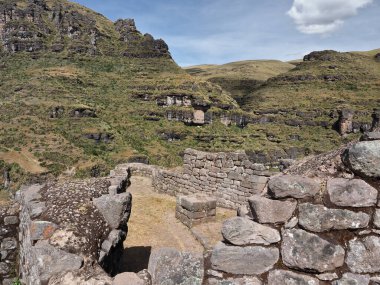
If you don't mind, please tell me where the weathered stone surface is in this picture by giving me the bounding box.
[282,229,345,273]
[33,240,83,284]
[236,205,252,220]
[93,192,132,230]
[332,273,370,285]
[208,277,262,285]
[48,269,113,285]
[268,175,320,199]
[0,237,17,250]
[248,196,297,224]
[343,141,380,178]
[30,221,58,241]
[346,236,380,273]
[221,217,280,246]
[113,272,144,285]
[148,248,204,285]
[177,194,216,212]
[4,216,19,225]
[298,203,370,232]
[374,209,380,228]
[362,132,380,141]
[210,242,279,275]
[317,273,338,281]
[327,178,378,207]
[0,262,10,275]
[267,270,319,285]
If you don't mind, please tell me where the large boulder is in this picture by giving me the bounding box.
[267,270,319,285]
[346,236,380,273]
[248,196,297,224]
[281,229,345,273]
[327,178,378,207]
[210,242,279,275]
[93,192,132,230]
[268,175,320,199]
[147,248,204,285]
[298,203,369,232]
[342,141,380,178]
[221,217,280,246]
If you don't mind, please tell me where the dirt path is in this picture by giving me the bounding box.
[121,176,235,272]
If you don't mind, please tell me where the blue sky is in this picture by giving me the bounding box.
[72,0,380,66]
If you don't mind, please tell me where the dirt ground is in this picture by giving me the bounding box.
[121,176,235,272]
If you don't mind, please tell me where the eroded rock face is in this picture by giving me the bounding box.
[147,248,204,285]
[248,196,297,224]
[342,141,380,178]
[281,229,345,273]
[267,270,320,285]
[298,203,370,232]
[221,217,280,246]
[210,242,279,275]
[268,175,320,199]
[327,178,378,207]
[346,236,380,273]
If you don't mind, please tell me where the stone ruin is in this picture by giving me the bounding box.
[0,130,379,284]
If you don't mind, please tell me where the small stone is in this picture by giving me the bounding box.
[211,242,279,275]
[374,209,380,228]
[1,250,8,260]
[281,229,345,273]
[346,236,380,273]
[285,217,298,229]
[208,277,262,285]
[317,273,338,281]
[268,270,319,285]
[327,178,378,207]
[268,175,320,199]
[248,196,297,224]
[222,217,280,246]
[332,273,370,285]
[30,221,58,241]
[113,272,144,285]
[0,237,17,250]
[298,203,370,232]
[4,216,18,225]
[0,262,10,275]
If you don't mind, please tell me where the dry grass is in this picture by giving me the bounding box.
[0,149,47,174]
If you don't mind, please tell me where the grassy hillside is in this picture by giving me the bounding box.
[185,60,295,105]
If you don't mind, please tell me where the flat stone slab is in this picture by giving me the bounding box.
[361,132,380,141]
[268,270,320,285]
[148,247,204,285]
[374,209,380,228]
[327,178,378,207]
[298,203,370,232]
[113,272,144,285]
[248,196,297,224]
[343,141,380,178]
[282,229,345,273]
[30,221,58,241]
[211,242,279,275]
[177,194,216,212]
[268,175,320,199]
[221,217,280,246]
[332,273,370,285]
[346,236,380,273]
[208,277,262,285]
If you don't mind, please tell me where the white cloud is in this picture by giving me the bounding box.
[288,0,373,34]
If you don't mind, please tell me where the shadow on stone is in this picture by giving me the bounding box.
[120,246,152,273]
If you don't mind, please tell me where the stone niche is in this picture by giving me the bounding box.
[176,194,217,228]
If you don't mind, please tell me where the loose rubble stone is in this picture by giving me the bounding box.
[113,272,144,285]
[374,209,380,228]
[285,217,298,229]
[268,175,320,199]
[346,236,380,273]
[332,273,370,285]
[282,229,345,273]
[343,141,380,178]
[0,262,10,275]
[327,178,378,207]
[221,217,280,246]
[4,216,19,225]
[248,196,297,224]
[148,248,204,285]
[0,238,17,250]
[93,192,132,230]
[33,240,83,284]
[208,277,262,285]
[267,270,320,285]
[30,221,58,241]
[236,205,252,220]
[298,203,370,232]
[362,132,380,141]
[210,242,279,275]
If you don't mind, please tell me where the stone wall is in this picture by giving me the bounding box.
[0,201,19,285]
[113,148,272,209]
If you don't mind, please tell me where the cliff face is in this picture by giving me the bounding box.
[0,0,170,58]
